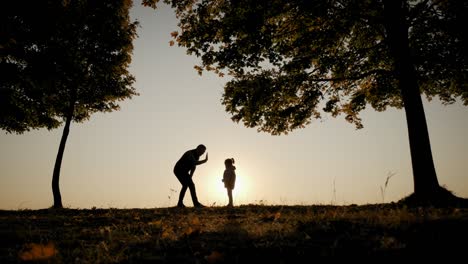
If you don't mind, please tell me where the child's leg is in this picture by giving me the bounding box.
[227,188,233,206]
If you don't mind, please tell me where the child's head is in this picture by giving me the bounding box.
[224,158,235,168]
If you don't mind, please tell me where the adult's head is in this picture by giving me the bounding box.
[196,144,206,156]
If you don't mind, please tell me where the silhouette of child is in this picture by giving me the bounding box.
[222,158,236,207]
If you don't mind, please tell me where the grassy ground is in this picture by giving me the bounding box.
[1,204,467,263]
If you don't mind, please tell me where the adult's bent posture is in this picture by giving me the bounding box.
[174,144,208,208]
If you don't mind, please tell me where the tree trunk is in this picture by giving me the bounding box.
[52,103,75,209]
[383,0,440,199]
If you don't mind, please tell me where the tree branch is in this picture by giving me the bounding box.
[308,69,391,82]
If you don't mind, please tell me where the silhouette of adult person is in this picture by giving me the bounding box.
[174,144,208,208]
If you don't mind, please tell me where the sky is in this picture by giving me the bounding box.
[1,3,467,210]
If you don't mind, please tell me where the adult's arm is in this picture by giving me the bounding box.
[195,152,208,165]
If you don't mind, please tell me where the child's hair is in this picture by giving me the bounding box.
[224,158,235,166]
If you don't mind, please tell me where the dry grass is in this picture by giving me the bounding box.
[1,204,467,262]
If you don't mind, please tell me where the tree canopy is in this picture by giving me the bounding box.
[1,0,138,208]
[1,0,138,134]
[146,0,467,134]
[144,0,468,204]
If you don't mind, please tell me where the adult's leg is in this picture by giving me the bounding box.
[178,184,188,206]
[175,170,189,207]
[186,178,201,206]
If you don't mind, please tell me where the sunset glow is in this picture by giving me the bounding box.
[0,3,467,210]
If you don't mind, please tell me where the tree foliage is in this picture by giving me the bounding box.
[1,0,138,208]
[142,0,468,202]
[1,0,138,134]
[146,0,467,135]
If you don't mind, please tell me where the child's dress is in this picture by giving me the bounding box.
[223,166,236,190]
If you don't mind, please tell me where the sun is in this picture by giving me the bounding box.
[200,168,251,206]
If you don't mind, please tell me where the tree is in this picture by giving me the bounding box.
[1,0,138,208]
[146,0,467,204]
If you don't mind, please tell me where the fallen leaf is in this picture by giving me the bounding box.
[274,212,281,221]
[190,215,200,226]
[185,226,194,236]
[19,242,57,261]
